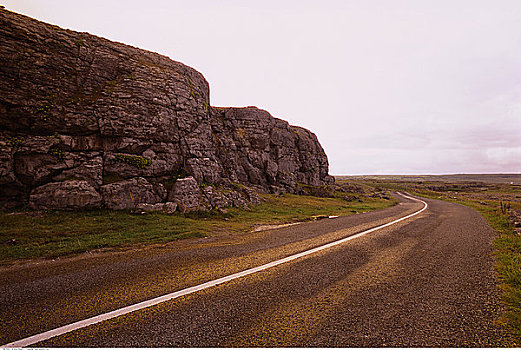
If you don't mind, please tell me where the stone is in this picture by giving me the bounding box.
[0,136,16,185]
[168,177,202,213]
[200,184,262,210]
[0,180,27,209]
[242,186,262,205]
[163,201,178,214]
[223,190,249,209]
[151,182,168,202]
[28,180,102,210]
[201,186,232,209]
[101,177,162,210]
[52,155,103,188]
[136,201,177,214]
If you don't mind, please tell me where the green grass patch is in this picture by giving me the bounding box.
[0,210,207,263]
[0,193,395,265]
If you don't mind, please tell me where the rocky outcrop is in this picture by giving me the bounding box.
[0,8,334,211]
[208,107,332,192]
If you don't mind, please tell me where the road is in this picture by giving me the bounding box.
[0,193,514,347]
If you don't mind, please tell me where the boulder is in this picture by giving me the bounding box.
[201,185,261,210]
[101,177,162,210]
[136,201,177,214]
[29,180,102,210]
[168,177,203,213]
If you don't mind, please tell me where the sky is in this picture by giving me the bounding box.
[3,0,521,175]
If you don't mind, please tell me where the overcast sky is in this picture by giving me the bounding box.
[3,0,521,175]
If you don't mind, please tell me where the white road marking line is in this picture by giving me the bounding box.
[2,192,427,348]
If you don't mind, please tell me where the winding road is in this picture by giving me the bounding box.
[0,193,514,347]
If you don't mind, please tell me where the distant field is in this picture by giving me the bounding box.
[337,174,521,184]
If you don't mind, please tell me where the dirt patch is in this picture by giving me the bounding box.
[252,223,301,232]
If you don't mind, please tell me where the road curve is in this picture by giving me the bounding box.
[0,194,514,347]
[2,194,426,347]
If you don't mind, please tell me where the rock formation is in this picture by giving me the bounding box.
[0,8,334,211]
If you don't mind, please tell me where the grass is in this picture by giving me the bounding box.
[0,192,395,265]
[348,175,521,342]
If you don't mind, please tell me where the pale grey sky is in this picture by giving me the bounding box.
[3,0,521,175]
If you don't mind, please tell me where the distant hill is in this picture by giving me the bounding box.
[337,174,521,185]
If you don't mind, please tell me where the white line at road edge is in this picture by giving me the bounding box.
[3,192,427,348]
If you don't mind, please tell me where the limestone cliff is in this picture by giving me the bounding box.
[0,8,334,210]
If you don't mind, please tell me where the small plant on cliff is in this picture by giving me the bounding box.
[8,136,24,150]
[49,148,66,161]
[236,128,247,139]
[175,166,185,179]
[75,38,84,47]
[185,75,198,100]
[198,182,210,190]
[160,179,175,191]
[35,101,54,121]
[104,79,119,94]
[115,153,152,169]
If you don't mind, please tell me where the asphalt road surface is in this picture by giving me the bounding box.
[0,193,514,347]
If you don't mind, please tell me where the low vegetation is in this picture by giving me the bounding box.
[115,153,152,168]
[0,190,395,265]
[347,175,521,341]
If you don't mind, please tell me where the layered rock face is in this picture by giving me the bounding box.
[0,9,334,211]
